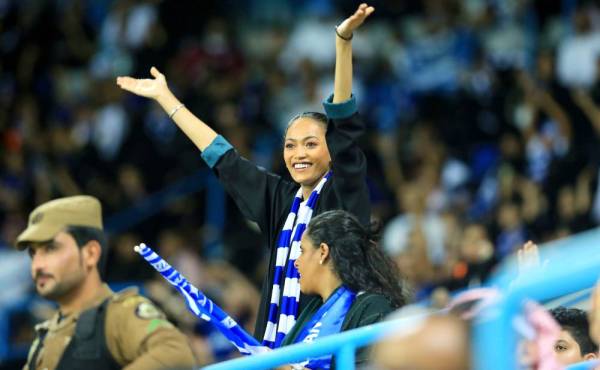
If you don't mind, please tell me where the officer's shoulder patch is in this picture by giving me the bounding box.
[134,301,163,320]
[146,318,174,334]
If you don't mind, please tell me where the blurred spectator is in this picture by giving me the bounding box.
[495,200,527,258]
[557,3,600,88]
[105,232,152,282]
[0,248,32,307]
[371,310,470,370]
[383,182,447,267]
[443,223,496,290]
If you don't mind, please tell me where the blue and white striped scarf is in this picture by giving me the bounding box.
[263,171,332,348]
[134,243,268,355]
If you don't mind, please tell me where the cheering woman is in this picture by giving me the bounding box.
[117,3,375,347]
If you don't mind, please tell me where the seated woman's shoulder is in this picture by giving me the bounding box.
[347,292,395,328]
[355,292,394,310]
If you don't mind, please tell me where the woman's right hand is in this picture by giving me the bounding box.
[116,66,171,100]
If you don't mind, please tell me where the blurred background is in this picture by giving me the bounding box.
[1,0,600,368]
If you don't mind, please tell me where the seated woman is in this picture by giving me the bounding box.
[280,209,406,369]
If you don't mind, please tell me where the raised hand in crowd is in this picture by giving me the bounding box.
[518,240,541,275]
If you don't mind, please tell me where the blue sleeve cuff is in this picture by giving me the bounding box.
[201,135,233,168]
[322,94,357,119]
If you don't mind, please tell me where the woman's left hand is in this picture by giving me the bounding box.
[336,3,375,39]
[116,67,171,101]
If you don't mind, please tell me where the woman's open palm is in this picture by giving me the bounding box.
[116,67,168,100]
[336,3,375,39]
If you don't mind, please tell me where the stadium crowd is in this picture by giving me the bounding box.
[1,0,600,368]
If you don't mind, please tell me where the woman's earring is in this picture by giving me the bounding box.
[319,260,323,265]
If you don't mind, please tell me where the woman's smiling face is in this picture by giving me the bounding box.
[283,117,331,189]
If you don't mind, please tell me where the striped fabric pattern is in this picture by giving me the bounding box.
[135,243,267,355]
[263,171,332,348]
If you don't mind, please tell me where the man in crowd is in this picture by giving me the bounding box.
[16,195,197,370]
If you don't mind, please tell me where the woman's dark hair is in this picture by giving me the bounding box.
[66,225,108,280]
[284,111,328,137]
[306,210,405,308]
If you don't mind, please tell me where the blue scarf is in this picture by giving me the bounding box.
[263,171,332,348]
[135,243,268,355]
[290,286,356,369]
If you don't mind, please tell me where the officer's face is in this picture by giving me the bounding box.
[28,231,87,302]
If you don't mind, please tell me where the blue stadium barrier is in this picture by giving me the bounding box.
[473,227,600,370]
[546,287,593,308]
[203,310,432,370]
[204,227,600,370]
[566,360,599,370]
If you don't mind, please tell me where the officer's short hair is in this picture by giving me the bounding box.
[65,225,108,280]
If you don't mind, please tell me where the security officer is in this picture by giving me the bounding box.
[16,195,197,370]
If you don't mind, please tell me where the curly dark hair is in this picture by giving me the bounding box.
[549,306,597,355]
[306,210,405,308]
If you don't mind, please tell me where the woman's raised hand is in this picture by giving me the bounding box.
[116,67,170,100]
[336,3,375,39]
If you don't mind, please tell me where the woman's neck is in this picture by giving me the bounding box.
[318,273,343,302]
[301,184,314,201]
[301,171,328,200]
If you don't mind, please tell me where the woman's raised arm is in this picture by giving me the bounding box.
[117,66,218,151]
[332,3,374,103]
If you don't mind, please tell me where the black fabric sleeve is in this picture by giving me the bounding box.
[211,149,297,236]
[325,109,371,226]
